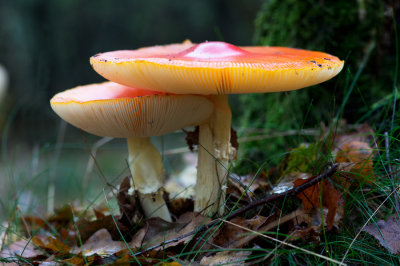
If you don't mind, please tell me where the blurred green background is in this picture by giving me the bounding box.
[0,0,398,218]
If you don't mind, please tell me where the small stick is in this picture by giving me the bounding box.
[134,163,338,256]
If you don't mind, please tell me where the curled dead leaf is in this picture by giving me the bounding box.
[294,177,342,230]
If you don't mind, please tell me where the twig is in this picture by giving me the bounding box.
[225,163,338,220]
[134,163,338,256]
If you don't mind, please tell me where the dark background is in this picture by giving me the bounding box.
[0,0,262,144]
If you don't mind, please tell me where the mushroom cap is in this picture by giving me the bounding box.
[50,82,213,138]
[90,41,344,95]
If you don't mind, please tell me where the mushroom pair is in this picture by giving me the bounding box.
[90,41,344,215]
[51,41,343,220]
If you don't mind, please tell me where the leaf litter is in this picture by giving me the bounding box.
[0,123,381,264]
[362,215,400,254]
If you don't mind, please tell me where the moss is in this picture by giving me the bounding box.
[235,0,397,173]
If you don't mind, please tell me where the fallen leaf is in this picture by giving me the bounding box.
[160,262,182,266]
[113,253,133,265]
[48,205,74,225]
[32,236,71,256]
[363,215,400,254]
[167,197,194,218]
[131,212,210,252]
[335,140,375,182]
[228,173,270,199]
[0,239,44,259]
[213,215,270,248]
[290,226,321,243]
[117,176,143,227]
[62,254,85,265]
[332,123,375,149]
[200,250,251,265]
[294,177,342,230]
[76,215,131,243]
[71,228,125,256]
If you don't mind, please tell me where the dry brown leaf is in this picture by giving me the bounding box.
[362,215,400,254]
[294,177,342,230]
[213,215,270,248]
[290,226,321,243]
[200,250,251,265]
[117,176,143,227]
[335,140,375,183]
[32,236,71,256]
[48,205,74,225]
[76,215,127,243]
[71,228,125,256]
[113,253,133,265]
[167,197,194,218]
[228,173,270,199]
[160,262,182,266]
[131,212,210,252]
[62,254,85,265]
[332,123,375,149]
[0,239,43,259]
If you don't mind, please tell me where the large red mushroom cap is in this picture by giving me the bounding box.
[90,41,344,95]
[50,82,213,138]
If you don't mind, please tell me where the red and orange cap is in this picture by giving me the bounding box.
[90,41,344,95]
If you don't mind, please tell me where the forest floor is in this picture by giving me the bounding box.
[1,120,399,265]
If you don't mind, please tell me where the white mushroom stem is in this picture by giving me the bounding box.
[195,123,219,214]
[127,137,172,222]
[195,94,234,215]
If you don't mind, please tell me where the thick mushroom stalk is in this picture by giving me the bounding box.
[90,41,345,216]
[194,95,233,214]
[128,137,171,221]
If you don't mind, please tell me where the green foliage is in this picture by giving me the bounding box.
[235,0,397,172]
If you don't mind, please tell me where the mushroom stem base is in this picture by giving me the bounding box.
[138,191,172,222]
[127,137,172,222]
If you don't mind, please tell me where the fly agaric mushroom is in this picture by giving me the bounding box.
[90,41,344,215]
[50,81,213,221]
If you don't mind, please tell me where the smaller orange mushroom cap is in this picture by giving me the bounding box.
[90,41,344,95]
[50,82,213,138]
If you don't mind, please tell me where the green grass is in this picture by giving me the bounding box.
[1,25,400,265]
